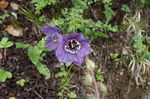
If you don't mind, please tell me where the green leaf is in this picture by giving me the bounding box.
[37,37,46,50]
[28,46,42,64]
[31,0,59,14]
[27,38,51,77]
[16,43,31,48]
[55,67,68,78]
[94,32,108,39]
[121,4,131,13]
[0,68,12,82]
[0,37,13,48]
[95,69,104,81]
[87,94,96,99]
[16,79,29,87]
[2,37,8,43]
[67,92,77,99]
[110,52,119,59]
[36,62,51,77]
[0,13,9,21]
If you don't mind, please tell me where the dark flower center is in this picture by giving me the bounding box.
[64,39,81,54]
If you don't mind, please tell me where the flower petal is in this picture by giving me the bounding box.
[74,55,84,65]
[45,33,63,50]
[55,33,91,65]
[63,33,84,42]
[55,42,79,64]
[78,41,91,57]
[41,24,62,36]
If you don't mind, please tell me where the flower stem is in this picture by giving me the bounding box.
[90,70,100,99]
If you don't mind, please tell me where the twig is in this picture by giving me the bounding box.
[2,48,6,64]
[89,5,98,20]
[32,89,44,99]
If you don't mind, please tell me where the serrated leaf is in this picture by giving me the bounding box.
[16,43,30,48]
[0,68,12,82]
[36,62,51,77]
[28,46,42,64]
[27,40,51,77]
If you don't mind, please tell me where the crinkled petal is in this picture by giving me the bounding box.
[74,55,84,65]
[41,24,62,36]
[78,40,91,57]
[55,33,91,65]
[45,33,63,50]
[45,36,54,50]
[63,33,85,42]
[55,43,79,64]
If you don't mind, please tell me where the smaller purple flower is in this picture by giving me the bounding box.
[41,24,63,50]
[55,33,91,65]
[41,24,62,36]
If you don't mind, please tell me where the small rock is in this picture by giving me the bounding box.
[122,47,129,55]
[120,71,124,76]
[11,12,17,19]
[9,97,16,99]
[0,0,9,9]
[10,2,19,11]
[5,24,23,37]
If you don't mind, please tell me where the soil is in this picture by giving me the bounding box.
[0,0,149,99]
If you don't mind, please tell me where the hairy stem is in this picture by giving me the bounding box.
[90,70,100,99]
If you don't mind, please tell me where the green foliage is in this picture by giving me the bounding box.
[0,13,9,21]
[16,43,31,48]
[133,35,150,61]
[110,52,119,60]
[31,0,59,14]
[21,6,46,26]
[0,37,13,48]
[55,66,67,78]
[121,4,131,13]
[28,46,43,64]
[0,68,12,82]
[27,38,51,77]
[95,69,104,81]
[140,0,150,6]
[87,95,96,99]
[67,92,77,99]
[56,65,77,98]
[51,0,118,40]
[51,8,85,33]
[16,79,29,87]
[102,0,115,22]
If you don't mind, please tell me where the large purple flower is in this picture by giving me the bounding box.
[55,33,91,65]
[41,24,63,50]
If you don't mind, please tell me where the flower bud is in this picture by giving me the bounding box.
[84,74,93,86]
[85,57,96,71]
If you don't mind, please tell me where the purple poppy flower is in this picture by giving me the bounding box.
[55,33,91,65]
[41,24,63,50]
